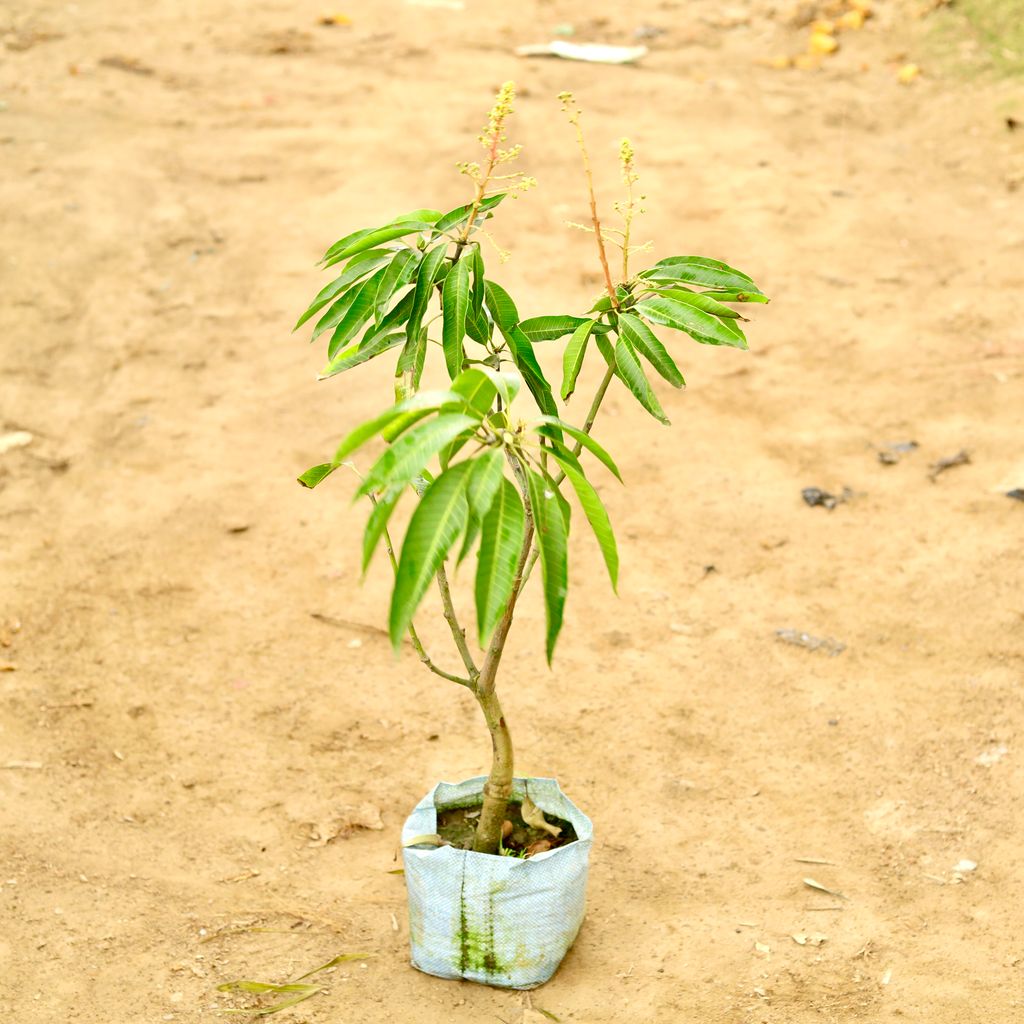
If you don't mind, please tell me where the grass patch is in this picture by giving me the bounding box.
[927,0,1023,78]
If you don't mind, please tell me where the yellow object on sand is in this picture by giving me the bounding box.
[897,63,921,84]
[809,31,840,55]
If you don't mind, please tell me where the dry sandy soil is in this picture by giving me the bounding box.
[2,0,1023,1021]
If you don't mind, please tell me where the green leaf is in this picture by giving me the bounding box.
[483,279,519,331]
[311,285,360,343]
[532,416,622,481]
[332,389,462,462]
[467,449,504,520]
[319,330,406,379]
[615,335,669,424]
[561,318,596,401]
[391,209,442,225]
[470,244,485,317]
[636,295,748,350]
[360,413,479,496]
[475,477,526,646]
[322,221,435,267]
[441,256,471,379]
[475,366,520,407]
[465,304,491,345]
[701,289,770,304]
[501,326,557,416]
[433,193,507,238]
[450,367,498,417]
[648,288,744,320]
[294,249,393,331]
[297,463,338,489]
[406,245,448,343]
[526,469,569,664]
[547,447,618,591]
[326,266,390,357]
[639,255,763,295]
[518,315,591,344]
[389,462,473,647]
[618,312,685,388]
[587,294,614,314]
[395,329,427,397]
[374,248,419,324]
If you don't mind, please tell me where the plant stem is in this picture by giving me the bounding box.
[471,686,514,853]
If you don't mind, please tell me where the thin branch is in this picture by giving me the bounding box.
[376,498,475,690]
[435,564,480,684]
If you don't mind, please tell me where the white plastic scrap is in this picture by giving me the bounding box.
[515,41,648,64]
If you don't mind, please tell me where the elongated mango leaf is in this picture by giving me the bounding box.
[470,244,485,317]
[475,366,520,408]
[500,325,557,416]
[360,413,479,496]
[433,193,506,239]
[311,285,360,343]
[327,267,389,358]
[475,477,526,646]
[483,279,519,332]
[561,318,596,401]
[465,305,491,345]
[319,329,406,379]
[295,249,393,331]
[406,244,448,343]
[323,221,435,267]
[639,255,763,295]
[466,449,504,520]
[518,315,591,344]
[532,415,622,481]
[450,366,498,417]
[648,287,744,320]
[374,248,419,324]
[390,208,442,225]
[548,446,618,590]
[526,468,569,663]
[618,312,685,388]
[389,462,473,647]
[441,256,471,379]
[636,295,748,350]
[297,462,337,489]
[615,335,669,424]
[701,289,770,305]
[333,389,462,462]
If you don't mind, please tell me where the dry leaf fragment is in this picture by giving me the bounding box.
[525,838,554,858]
[804,877,847,899]
[897,63,921,84]
[310,803,384,845]
[520,793,561,837]
[792,932,828,946]
[754,941,772,956]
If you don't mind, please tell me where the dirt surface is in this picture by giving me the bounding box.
[2,1,1023,1021]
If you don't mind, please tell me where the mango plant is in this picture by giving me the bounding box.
[296,84,767,855]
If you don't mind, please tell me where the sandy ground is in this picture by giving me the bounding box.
[2,1,1023,1021]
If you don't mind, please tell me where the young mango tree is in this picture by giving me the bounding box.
[296,84,767,858]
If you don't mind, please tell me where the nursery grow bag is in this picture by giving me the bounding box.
[401,776,593,989]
